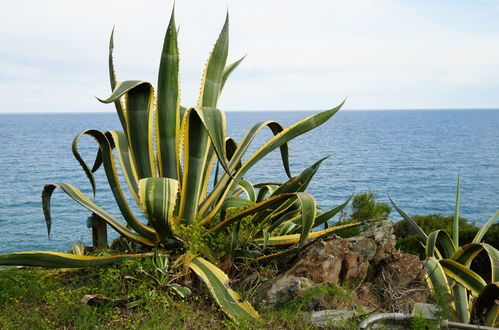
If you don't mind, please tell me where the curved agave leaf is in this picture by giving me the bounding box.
[472,282,499,327]
[42,183,154,246]
[98,80,146,104]
[106,130,140,205]
[426,230,456,259]
[98,81,156,179]
[313,193,353,228]
[233,179,256,202]
[221,197,255,210]
[388,195,428,243]
[454,283,469,324]
[156,8,180,180]
[242,247,300,267]
[255,183,280,202]
[440,259,487,296]
[179,15,229,224]
[213,138,239,191]
[71,130,156,241]
[179,109,210,224]
[197,13,228,108]
[0,251,149,268]
[108,27,127,131]
[473,210,499,243]
[256,220,370,246]
[296,192,316,247]
[422,257,452,296]
[138,178,179,244]
[219,197,255,222]
[189,257,260,322]
[220,56,245,94]
[199,120,290,217]
[194,106,231,177]
[279,220,298,236]
[245,156,325,228]
[268,210,301,233]
[271,157,329,197]
[206,193,297,235]
[124,83,156,178]
[202,104,344,224]
[199,145,217,203]
[451,243,499,282]
[225,137,239,161]
[250,195,297,228]
[72,132,98,197]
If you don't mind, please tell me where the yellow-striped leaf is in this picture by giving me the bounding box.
[313,193,353,228]
[156,7,180,180]
[472,282,499,327]
[389,195,428,243]
[256,220,369,246]
[206,193,296,235]
[422,257,452,296]
[73,130,156,241]
[0,251,149,268]
[138,178,179,243]
[426,230,456,259]
[42,183,155,246]
[179,108,210,224]
[451,243,499,282]
[189,257,260,322]
[107,27,127,132]
[220,56,245,94]
[473,210,499,243]
[440,259,487,296]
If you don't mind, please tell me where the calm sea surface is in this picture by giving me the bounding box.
[0,110,498,253]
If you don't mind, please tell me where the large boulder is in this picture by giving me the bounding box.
[258,221,428,313]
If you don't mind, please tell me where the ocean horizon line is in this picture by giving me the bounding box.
[1,107,499,115]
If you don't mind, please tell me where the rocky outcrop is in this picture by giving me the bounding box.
[258,221,428,313]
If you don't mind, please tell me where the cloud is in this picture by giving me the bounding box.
[1,0,499,113]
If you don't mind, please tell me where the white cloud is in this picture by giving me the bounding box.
[1,0,499,112]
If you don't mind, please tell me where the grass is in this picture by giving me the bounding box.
[0,260,320,329]
[0,243,448,329]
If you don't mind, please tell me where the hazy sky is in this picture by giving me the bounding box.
[2,0,499,113]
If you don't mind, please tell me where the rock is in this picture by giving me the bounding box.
[266,275,314,306]
[341,252,369,285]
[286,239,369,286]
[350,237,377,261]
[258,221,427,313]
[412,303,439,319]
[310,309,361,327]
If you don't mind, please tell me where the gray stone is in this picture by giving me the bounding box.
[350,237,377,261]
[310,309,360,326]
[412,303,439,319]
[266,275,314,306]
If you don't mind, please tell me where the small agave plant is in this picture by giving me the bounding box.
[0,8,363,322]
[390,175,498,327]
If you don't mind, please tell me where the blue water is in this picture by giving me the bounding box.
[0,110,498,254]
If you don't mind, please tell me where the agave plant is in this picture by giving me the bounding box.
[0,9,363,322]
[390,175,498,327]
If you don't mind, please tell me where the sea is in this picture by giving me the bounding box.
[0,109,498,254]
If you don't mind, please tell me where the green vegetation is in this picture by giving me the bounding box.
[390,175,499,327]
[0,262,317,329]
[395,214,499,261]
[0,7,366,323]
[334,191,391,238]
[0,5,496,329]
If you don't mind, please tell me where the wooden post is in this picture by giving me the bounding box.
[87,213,108,249]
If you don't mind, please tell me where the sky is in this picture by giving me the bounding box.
[2,0,499,113]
